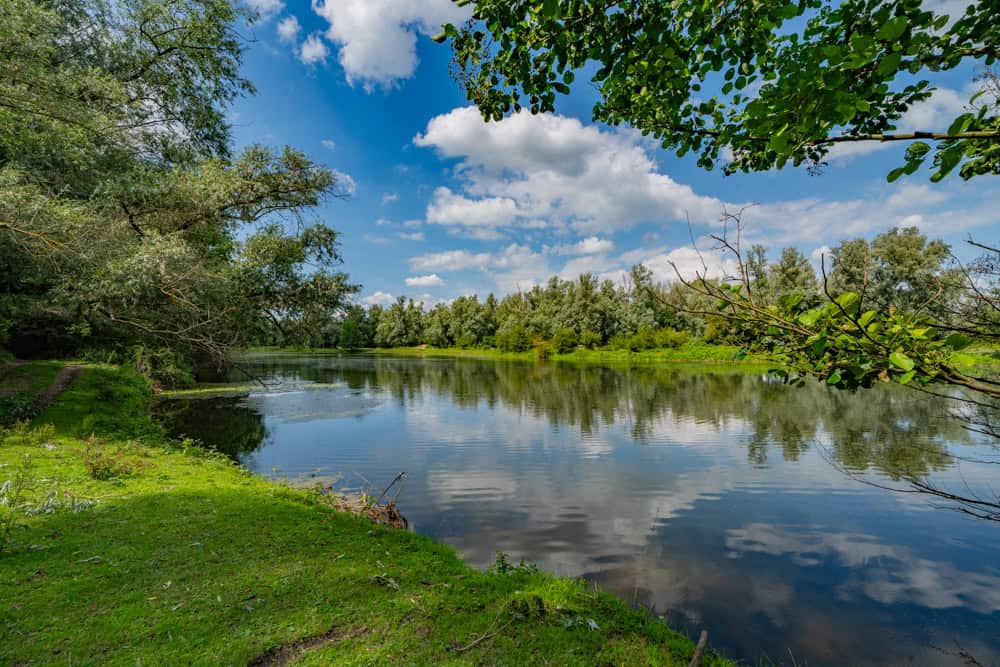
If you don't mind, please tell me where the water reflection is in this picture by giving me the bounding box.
[159,356,1000,666]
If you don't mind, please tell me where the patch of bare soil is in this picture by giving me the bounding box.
[248,626,369,666]
[37,365,82,409]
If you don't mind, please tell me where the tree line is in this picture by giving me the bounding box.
[309,226,963,355]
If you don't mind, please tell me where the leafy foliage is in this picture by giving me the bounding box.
[675,218,1000,404]
[0,0,357,375]
[444,0,999,180]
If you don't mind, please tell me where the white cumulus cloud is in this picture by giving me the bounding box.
[405,274,444,287]
[410,249,493,272]
[248,0,284,22]
[547,236,615,255]
[332,169,356,195]
[298,33,330,66]
[360,291,395,306]
[310,0,471,88]
[276,15,300,43]
[414,107,725,234]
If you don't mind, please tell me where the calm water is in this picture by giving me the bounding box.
[158,355,1000,666]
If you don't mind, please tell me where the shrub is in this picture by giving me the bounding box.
[130,346,194,390]
[579,331,602,349]
[496,323,532,352]
[0,392,40,427]
[535,342,551,360]
[550,328,578,354]
[81,439,137,480]
[455,334,477,349]
[631,328,658,350]
[655,328,690,348]
[608,334,630,351]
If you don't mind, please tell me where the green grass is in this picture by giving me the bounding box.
[1,364,733,666]
[241,341,764,366]
[950,345,1000,377]
[34,363,161,439]
[0,360,62,396]
[369,342,770,367]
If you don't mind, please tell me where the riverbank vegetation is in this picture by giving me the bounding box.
[0,0,359,391]
[246,226,997,381]
[1,363,733,665]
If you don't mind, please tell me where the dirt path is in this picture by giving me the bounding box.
[36,365,83,409]
[248,627,368,667]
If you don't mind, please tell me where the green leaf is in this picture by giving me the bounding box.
[877,53,902,76]
[886,167,906,183]
[827,370,841,385]
[944,333,973,350]
[889,351,915,371]
[542,0,559,19]
[935,145,965,179]
[779,4,799,19]
[898,370,916,385]
[798,309,821,327]
[834,292,861,315]
[877,16,908,41]
[812,335,828,357]
[947,113,973,136]
[858,310,877,328]
[778,293,803,312]
[905,141,931,161]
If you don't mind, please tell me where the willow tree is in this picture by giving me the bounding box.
[0,0,357,380]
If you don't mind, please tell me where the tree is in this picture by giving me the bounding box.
[746,244,770,299]
[338,306,369,350]
[869,227,959,314]
[442,0,999,181]
[375,298,425,348]
[0,0,358,374]
[828,238,871,297]
[670,216,1000,520]
[423,304,453,348]
[769,247,819,303]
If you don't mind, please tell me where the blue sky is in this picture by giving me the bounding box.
[231,0,998,306]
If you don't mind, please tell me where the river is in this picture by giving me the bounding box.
[158,354,1000,666]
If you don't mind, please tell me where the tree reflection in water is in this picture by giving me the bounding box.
[157,355,1000,666]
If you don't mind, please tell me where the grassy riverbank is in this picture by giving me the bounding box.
[244,341,761,365]
[1,362,732,666]
[243,341,1000,374]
